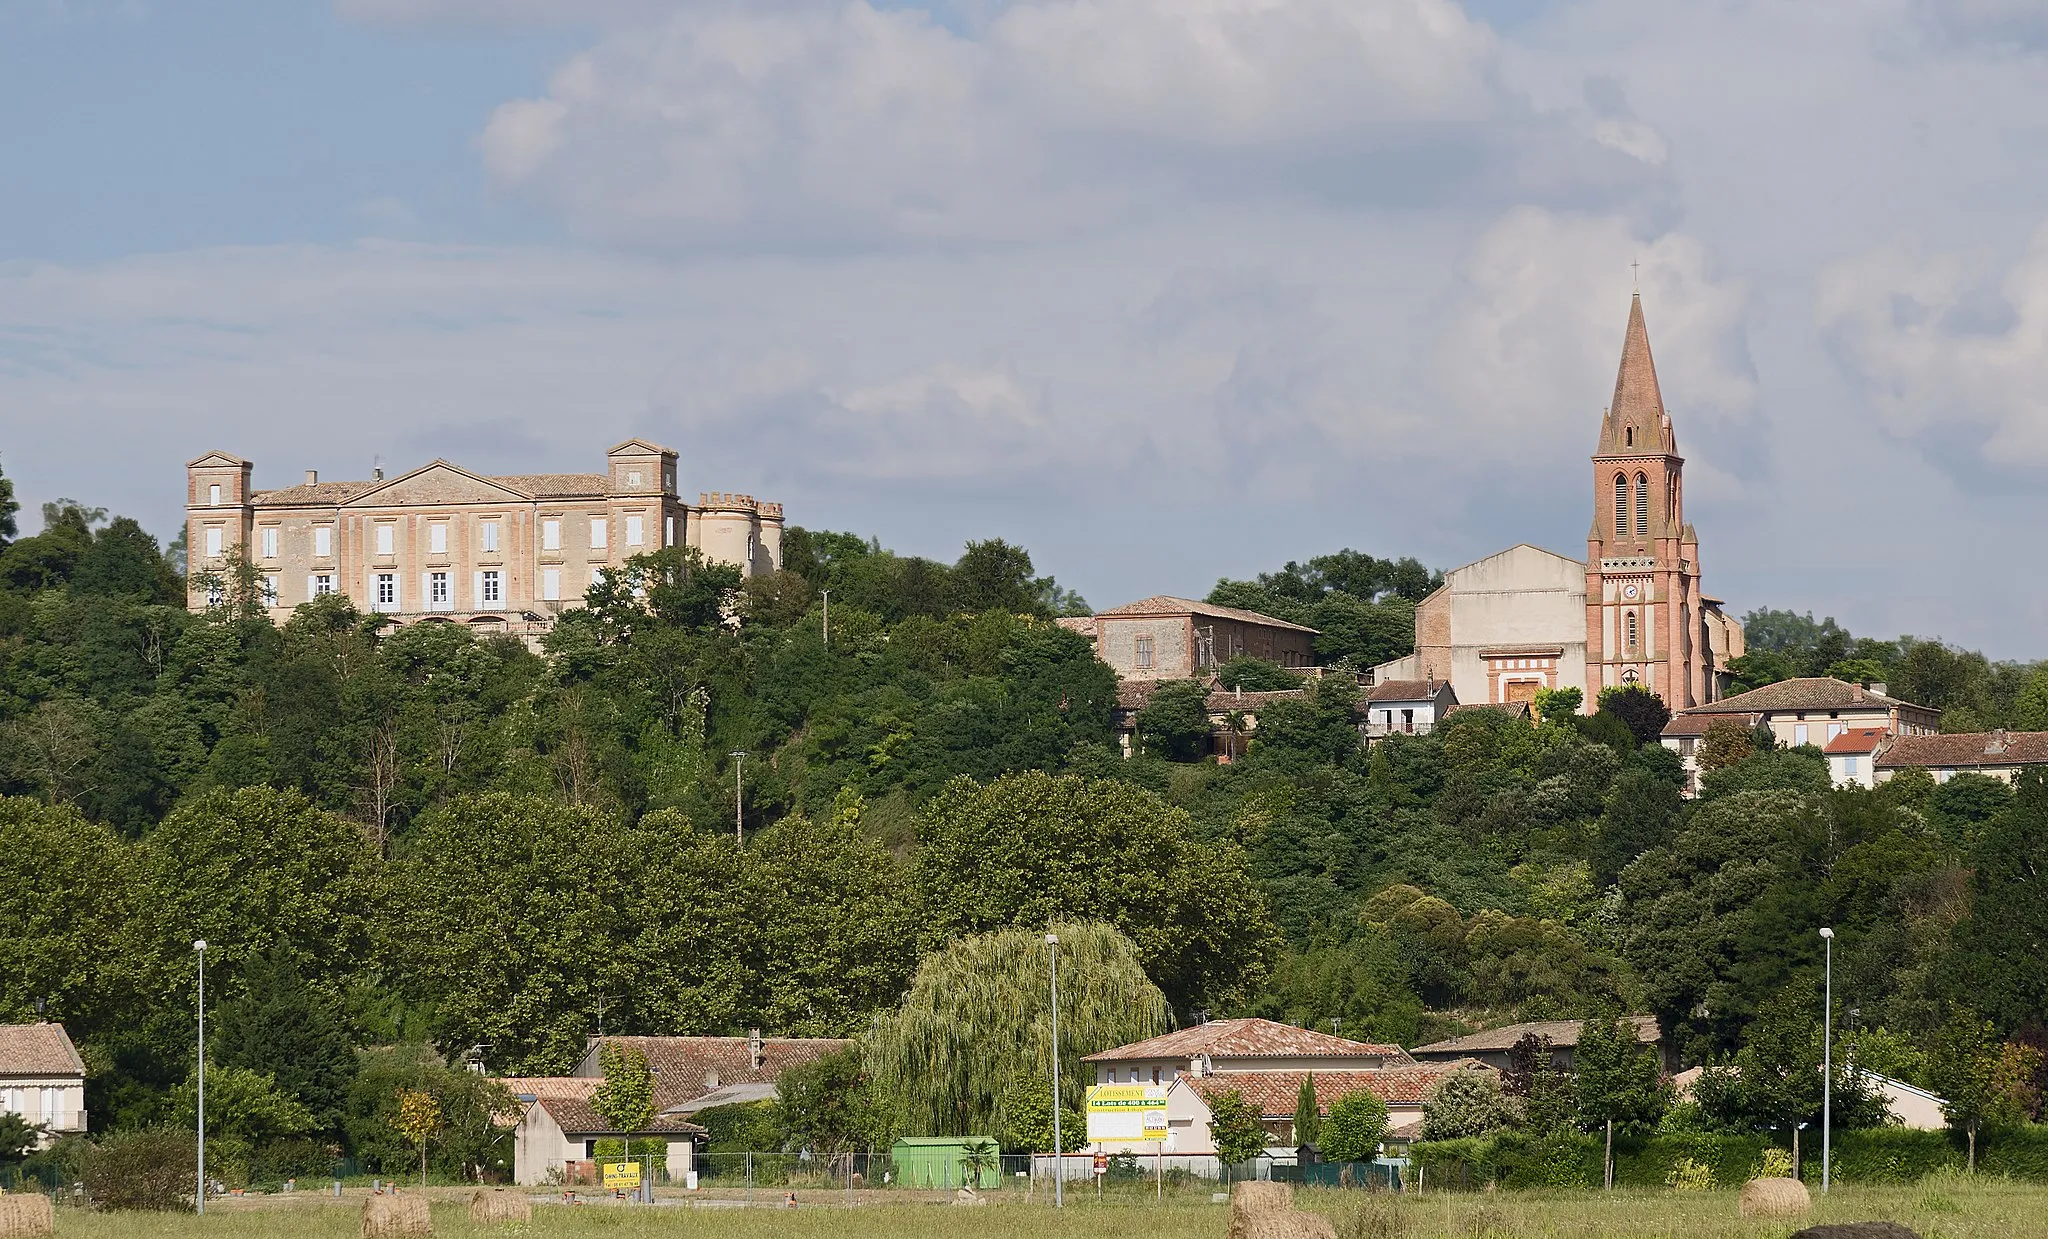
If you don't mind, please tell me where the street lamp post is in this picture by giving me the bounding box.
[1046,931,1062,1209]
[194,939,207,1216]
[730,752,747,844]
[1820,926,1834,1194]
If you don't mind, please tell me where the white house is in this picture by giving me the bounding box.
[1162,1060,1496,1154]
[1363,680,1459,738]
[0,1024,86,1146]
[498,1076,702,1187]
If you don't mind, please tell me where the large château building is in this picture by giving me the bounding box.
[184,439,783,635]
[1374,296,1743,711]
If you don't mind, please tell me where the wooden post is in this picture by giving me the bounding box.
[1604,1119,1614,1190]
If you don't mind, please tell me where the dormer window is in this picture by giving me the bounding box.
[628,471,642,487]
[209,484,222,505]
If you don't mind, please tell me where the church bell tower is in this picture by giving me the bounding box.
[1585,295,1710,710]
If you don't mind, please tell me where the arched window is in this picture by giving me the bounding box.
[1626,426,1634,447]
[1626,610,1639,650]
[1614,474,1628,537]
[1635,473,1650,536]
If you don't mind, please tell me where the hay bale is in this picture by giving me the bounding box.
[1235,1211,1338,1239]
[467,1190,531,1224]
[1229,1180,1295,1234]
[1740,1177,1812,1218]
[362,1194,432,1237]
[0,1194,55,1237]
[1789,1226,1920,1239]
[1229,1182,1336,1239]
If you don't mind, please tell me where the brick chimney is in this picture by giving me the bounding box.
[748,1028,764,1071]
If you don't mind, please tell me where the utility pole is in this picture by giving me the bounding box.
[730,752,747,843]
[1820,927,1834,1194]
[194,939,207,1216]
[1046,932,1062,1209]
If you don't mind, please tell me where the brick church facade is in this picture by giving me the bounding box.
[1374,296,1742,711]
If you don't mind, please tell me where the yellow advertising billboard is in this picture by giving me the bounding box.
[1085,1084,1168,1142]
[601,1160,642,1190]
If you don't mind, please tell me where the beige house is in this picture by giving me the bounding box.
[1084,1018,1412,1089]
[0,1024,87,1147]
[1173,1061,1494,1150]
[570,1032,850,1111]
[1083,598,1316,681]
[498,1076,702,1187]
[185,440,783,637]
[1873,730,2048,785]
[1662,678,1941,794]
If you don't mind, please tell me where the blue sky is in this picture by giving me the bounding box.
[7,0,2048,655]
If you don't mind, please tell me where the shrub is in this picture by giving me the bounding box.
[1666,1157,1715,1191]
[83,1128,195,1212]
[1753,1146,1794,1180]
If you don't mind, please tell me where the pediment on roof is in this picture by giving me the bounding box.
[344,461,533,508]
[186,451,246,468]
[607,438,674,457]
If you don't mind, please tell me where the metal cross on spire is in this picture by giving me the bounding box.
[1631,259,1640,292]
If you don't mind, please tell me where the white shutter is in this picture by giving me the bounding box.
[306,576,316,602]
[420,574,431,611]
[474,571,484,610]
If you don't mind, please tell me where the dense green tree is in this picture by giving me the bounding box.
[1595,686,1669,746]
[0,455,17,547]
[914,772,1282,1008]
[1320,1088,1389,1162]
[1207,1090,1268,1167]
[1574,1013,1669,1137]
[1419,1070,1516,1139]
[210,947,358,1132]
[1136,680,1212,761]
[1293,1074,1322,1147]
[865,922,1168,1138]
[1948,769,2048,1032]
[778,1045,892,1154]
[590,1043,656,1133]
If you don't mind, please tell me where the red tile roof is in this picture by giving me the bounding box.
[1410,1016,1660,1057]
[1084,1018,1408,1064]
[1875,730,2048,770]
[1676,677,1930,716]
[1823,727,1888,756]
[1185,1061,1492,1115]
[581,1036,851,1110]
[1095,596,1317,634]
[1662,711,1761,738]
[0,1024,84,1076]
[1366,679,1450,704]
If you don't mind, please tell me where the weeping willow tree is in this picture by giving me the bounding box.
[865,921,1169,1138]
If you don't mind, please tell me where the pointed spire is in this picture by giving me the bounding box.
[1597,294,1674,456]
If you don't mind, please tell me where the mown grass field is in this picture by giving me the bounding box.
[24,1176,2048,1238]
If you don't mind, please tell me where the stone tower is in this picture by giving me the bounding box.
[1584,295,1712,710]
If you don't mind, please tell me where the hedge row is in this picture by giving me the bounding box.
[1409,1126,2048,1190]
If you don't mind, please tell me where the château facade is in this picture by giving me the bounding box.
[184,439,782,635]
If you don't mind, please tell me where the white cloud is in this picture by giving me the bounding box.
[1432,208,1757,480]
[471,0,1638,248]
[1817,225,2048,467]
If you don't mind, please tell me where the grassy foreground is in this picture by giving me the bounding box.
[27,1177,2044,1238]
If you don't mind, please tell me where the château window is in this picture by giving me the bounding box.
[259,527,278,560]
[375,524,394,556]
[209,484,221,505]
[313,526,332,558]
[481,521,500,554]
[1614,474,1628,537]
[1135,635,1154,669]
[1636,473,1650,536]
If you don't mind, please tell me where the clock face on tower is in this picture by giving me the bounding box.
[1622,583,1640,600]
